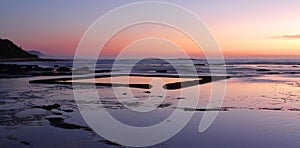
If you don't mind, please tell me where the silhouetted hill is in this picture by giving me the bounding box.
[0,38,38,59]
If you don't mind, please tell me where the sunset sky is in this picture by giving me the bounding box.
[0,0,300,58]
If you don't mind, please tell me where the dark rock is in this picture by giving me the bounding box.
[45,117,91,130]
[163,76,230,90]
[181,107,229,112]
[156,70,167,73]
[95,69,112,73]
[144,91,151,94]
[259,107,282,111]
[20,141,30,145]
[194,64,206,66]
[256,69,271,72]
[158,103,172,108]
[52,112,63,115]
[0,38,38,59]
[0,64,70,79]
[265,72,281,75]
[288,108,300,111]
[35,103,60,110]
[62,109,73,112]
[177,97,186,100]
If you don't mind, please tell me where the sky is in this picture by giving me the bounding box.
[0,0,300,58]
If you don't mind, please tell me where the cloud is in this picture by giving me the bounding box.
[270,35,300,39]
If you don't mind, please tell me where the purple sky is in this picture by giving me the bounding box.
[1,0,300,58]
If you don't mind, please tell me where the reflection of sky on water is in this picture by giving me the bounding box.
[0,72,300,147]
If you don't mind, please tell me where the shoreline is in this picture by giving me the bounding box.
[0,73,300,147]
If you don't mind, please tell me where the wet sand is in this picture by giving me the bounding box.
[0,73,300,147]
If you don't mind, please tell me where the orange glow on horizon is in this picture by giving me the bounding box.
[100,23,204,58]
[98,22,300,58]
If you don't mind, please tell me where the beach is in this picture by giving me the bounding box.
[0,59,300,147]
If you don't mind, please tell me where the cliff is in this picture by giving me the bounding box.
[0,38,38,59]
